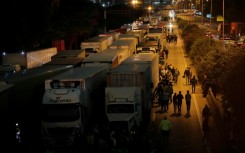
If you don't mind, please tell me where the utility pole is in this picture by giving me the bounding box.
[222,0,225,52]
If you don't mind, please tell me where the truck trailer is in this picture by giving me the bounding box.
[41,66,109,147]
[122,53,159,94]
[80,36,110,57]
[109,39,137,56]
[1,47,57,69]
[82,48,129,69]
[105,63,153,133]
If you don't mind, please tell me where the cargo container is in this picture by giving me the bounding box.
[105,63,152,133]
[80,36,110,56]
[1,47,57,69]
[41,66,109,147]
[109,39,136,56]
[82,48,129,68]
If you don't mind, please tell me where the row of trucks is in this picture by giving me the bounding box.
[40,53,159,147]
[0,49,86,150]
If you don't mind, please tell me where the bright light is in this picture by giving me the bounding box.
[169,23,173,28]
[21,51,25,55]
[2,52,6,56]
[148,6,152,11]
[132,0,138,5]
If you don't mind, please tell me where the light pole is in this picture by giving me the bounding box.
[148,6,152,18]
[201,0,203,23]
[208,0,212,48]
[222,0,225,52]
[132,0,138,21]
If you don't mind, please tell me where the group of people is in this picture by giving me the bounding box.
[183,67,198,93]
[159,63,180,83]
[166,34,178,44]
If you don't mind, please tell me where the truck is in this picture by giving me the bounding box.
[1,47,57,69]
[0,64,74,149]
[137,41,159,53]
[45,50,86,66]
[82,48,129,69]
[126,29,147,44]
[144,32,164,52]
[122,53,159,95]
[41,66,109,147]
[109,39,137,56]
[105,63,153,133]
[118,34,139,48]
[80,36,110,57]
[0,64,21,76]
[0,82,15,150]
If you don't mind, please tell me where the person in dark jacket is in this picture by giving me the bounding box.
[176,91,184,113]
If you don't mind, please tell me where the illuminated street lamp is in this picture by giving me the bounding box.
[148,6,152,17]
[132,0,138,20]
[132,0,138,8]
[222,0,225,52]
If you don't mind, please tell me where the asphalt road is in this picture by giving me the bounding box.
[146,18,229,153]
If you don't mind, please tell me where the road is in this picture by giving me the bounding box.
[145,18,228,153]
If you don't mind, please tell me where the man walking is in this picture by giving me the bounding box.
[177,91,184,113]
[185,90,192,114]
[190,76,198,93]
[159,116,172,144]
[173,92,178,114]
[183,67,192,85]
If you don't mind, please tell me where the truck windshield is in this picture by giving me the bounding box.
[107,104,134,113]
[42,104,80,122]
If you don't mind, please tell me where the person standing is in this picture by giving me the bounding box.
[202,104,212,121]
[183,67,192,85]
[173,68,180,83]
[164,49,169,59]
[159,116,172,144]
[166,83,173,104]
[190,76,198,93]
[177,91,184,113]
[172,93,178,114]
[185,90,192,114]
[161,89,170,111]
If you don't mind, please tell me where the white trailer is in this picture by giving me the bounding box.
[105,63,153,133]
[41,66,109,147]
[126,29,147,43]
[80,36,110,56]
[144,33,164,52]
[82,48,129,69]
[109,39,136,56]
[122,53,159,94]
[118,34,139,50]
[1,47,57,69]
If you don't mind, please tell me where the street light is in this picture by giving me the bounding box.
[202,0,203,23]
[132,0,138,20]
[148,6,152,17]
[222,0,225,52]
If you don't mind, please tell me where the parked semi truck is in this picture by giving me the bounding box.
[109,39,137,56]
[137,41,159,53]
[144,33,164,52]
[105,63,153,133]
[122,53,159,94]
[82,48,129,69]
[1,47,57,69]
[41,66,109,147]
[80,36,111,57]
